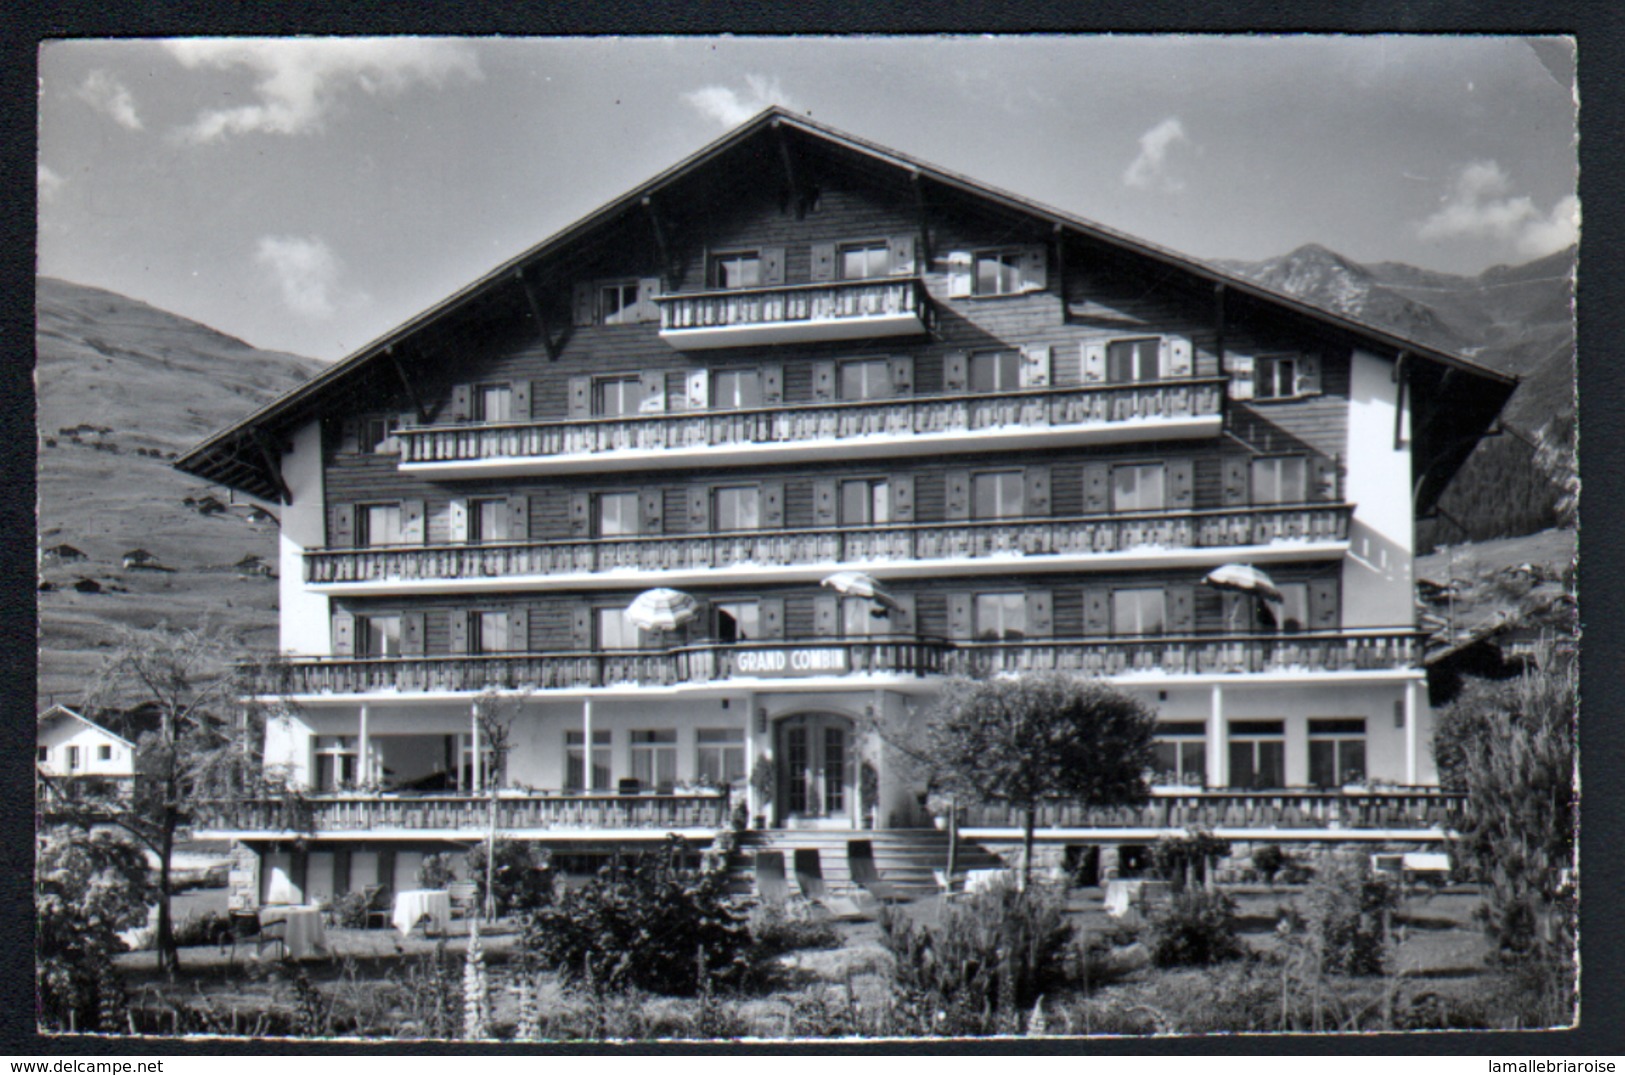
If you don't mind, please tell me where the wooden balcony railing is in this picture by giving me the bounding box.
[945,630,1423,678]
[959,788,1460,831]
[195,790,731,834]
[396,378,1228,466]
[656,276,930,336]
[305,504,1352,586]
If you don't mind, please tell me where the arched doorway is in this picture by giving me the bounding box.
[775,712,856,828]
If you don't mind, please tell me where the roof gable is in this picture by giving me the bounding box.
[37,705,137,749]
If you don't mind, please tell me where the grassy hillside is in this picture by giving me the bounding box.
[36,277,325,708]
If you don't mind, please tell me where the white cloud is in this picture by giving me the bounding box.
[683,74,798,127]
[1417,161,1578,257]
[76,70,143,130]
[1123,116,1189,191]
[255,234,342,319]
[38,163,65,202]
[164,38,481,143]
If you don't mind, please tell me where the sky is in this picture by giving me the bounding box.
[37,35,1578,363]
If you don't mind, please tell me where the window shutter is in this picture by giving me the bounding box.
[1227,354,1255,400]
[688,486,711,532]
[1162,336,1194,378]
[332,611,354,656]
[508,607,529,653]
[1312,455,1339,501]
[1020,244,1048,292]
[945,469,971,520]
[569,492,591,537]
[889,234,917,276]
[1168,584,1196,633]
[513,380,532,420]
[1082,463,1110,514]
[636,277,661,322]
[1023,465,1052,517]
[507,495,529,541]
[639,371,667,413]
[1308,579,1340,630]
[401,499,426,544]
[889,593,917,635]
[760,246,785,286]
[451,384,473,421]
[889,356,914,396]
[1295,353,1323,396]
[686,369,709,410]
[947,593,973,640]
[813,479,838,526]
[1026,590,1054,637]
[944,351,969,393]
[573,281,595,326]
[339,418,361,454]
[811,361,836,401]
[1221,457,1251,506]
[640,489,664,534]
[760,598,785,639]
[1082,342,1106,383]
[810,243,836,282]
[450,611,470,654]
[449,498,469,543]
[403,613,426,656]
[946,252,973,299]
[1083,589,1110,636]
[1220,592,1252,632]
[330,504,354,547]
[1019,344,1051,388]
[890,475,915,522]
[570,604,592,650]
[567,376,590,418]
[813,594,839,637]
[762,481,785,527]
[761,364,784,404]
[1168,459,1195,510]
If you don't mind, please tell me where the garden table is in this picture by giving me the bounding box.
[392,888,451,936]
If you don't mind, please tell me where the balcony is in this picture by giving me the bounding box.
[946,630,1422,680]
[958,788,1459,833]
[395,378,1228,478]
[655,277,931,349]
[195,790,731,837]
[305,504,1353,596]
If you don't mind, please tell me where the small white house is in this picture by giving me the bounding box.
[36,705,136,779]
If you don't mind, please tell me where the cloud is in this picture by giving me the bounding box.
[76,70,143,130]
[1417,161,1578,257]
[1123,117,1189,191]
[683,74,798,126]
[38,163,65,202]
[164,38,481,143]
[255,234,343,319]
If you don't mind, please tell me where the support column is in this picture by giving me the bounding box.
[1207,685,1226,788]
[582,697,594,790]
[358,704,371,786]
[743,691,757,823]
[470,703,482,791]
[1404,681,1419,786]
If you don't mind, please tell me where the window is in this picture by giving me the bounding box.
[469,610,510,655]
[970,351,1021,393]
[594,375,643,418]
[714,601,760,643]
[358,615,402,658]
[713,251,761,289]
[1255,354,1301,400]
[696,728,746,786]
[840,241,890,280]
[596,608,641,651]
[972,470,1024,520]
[565,730,612,791]
[1113,588,1167,635]
[65,746,80,772]
[36,747,47,765]
[1228,721,1286,790]
[1112,464,1166,512]
[714,486,761,531]
[599,280,642,326]
[97,744,112,762]
[356,503,402,547]
[839,358,892,401]
[631,729,678,791]
[1153,723,1207,788]
[364,415,400,453]
[974,592,1027,641]
[471,384,513,422]
[840,478,890,526]
[842,596,890,637]
[595,492,641,538]
[1251,456,1309,505]
[313,736,358,792]
[469,499,509,543]
[712,369,762,410]
[975,250,1026,296]
[1258,582,1309,633]
[1107,338,1161,383]
[1308,719,1367,788]
[458,737,501,791]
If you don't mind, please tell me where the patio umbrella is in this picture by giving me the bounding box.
[821,570,902,612]
[624,588,702,632]
[1202,563,1284,603]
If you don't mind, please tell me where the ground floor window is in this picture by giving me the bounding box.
[314,735,358,791]
[1227,720,1285,789]
[565,730,611,791]
[695,727,745,787]
[1152,721,1207,787]
[1308,718,1367,787]
[630,729,678,791]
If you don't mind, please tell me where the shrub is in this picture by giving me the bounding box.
[467,839,553,917]
[1143,889,1244,968]
[1252,845,1287,886]
[329,891,371,929]
[172,909,231,948]
[418,852,458,891]
[1299,859,1399,976]
[1151,830,1232,890]
[524,836,751,996]
[748,900,842,959]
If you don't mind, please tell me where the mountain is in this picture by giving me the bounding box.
[35,277,326,709]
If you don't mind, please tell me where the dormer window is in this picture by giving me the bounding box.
[471,383,512,422]
[1108,338,1161,383]
[976,250,1027,296]
[840,241,890,280]
[713,251,761,289]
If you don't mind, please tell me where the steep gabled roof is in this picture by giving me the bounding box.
[176,106,1517,503]
[37,704,137,749]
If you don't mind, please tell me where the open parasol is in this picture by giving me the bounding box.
[821,570,902,612]
[1202,563,1284,603]
[624,588,702,632]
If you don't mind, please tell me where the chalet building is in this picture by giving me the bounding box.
[37,705,136,781]
[178,109,1514,906]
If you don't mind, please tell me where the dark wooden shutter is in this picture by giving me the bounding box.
[1020,344,1052,388]
[945,469,971,520]
[451,384,472,421]
[1220,592,1252,633]
[569,492,591,537]
[1020,244,1048,291]
[813,594,839,637]
[1082,341,1106,383]
[339,418,361,454]
[687,486,711,532]
[810,242,836,282]
[1083,463,1110,514]
[946,253,973,299]
[332,611,355,656]
[944,351,969,393]
[1024,466,1052,517]
[448,498,469,543]
[812,361,836,401]
[402,613,426,656]
[889,234,917,276]
[1295,353,1323,396]
[686,369,709,410]
[330,504,354,547]
[762,481,785,528]
[760,246,785,285]
[450,611,469,654]
[570,604,593,650]
[639,371,666,413]
[507,607,529,653]
[947,593,973,640]
[1167,459,1195,510]
[401,499,426,544]
[760,598,785,639]
[1312,455,1339,501]
[640,489,664,534]
[1162,336,1194,378]
[1221,457,1251,507]
[636,277,661,322]
[513,380,532,420]
[1026,590,1054,637]
[507,495,529,541]
[762,364,784,404]
[890,593,917,634]
[573,281,596,326]
[567,377,591,418]
[1082,589,1110,637]
[813,479,837,526]
[1227,355,1255,400]
[1168,585,1196,633]
[889,475,915,522]
[1308,579,1340,630]
[889,356,914,396]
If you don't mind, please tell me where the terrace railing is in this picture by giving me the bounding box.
[958,788,1459,831]
[196,790,731,834]
[656,276,930,340]
[945,630,1423,678]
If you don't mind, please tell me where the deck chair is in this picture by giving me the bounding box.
[223,909,286,967]
[361,884,393,930]
[847,840,905,904]
[794,848,868,920]
[447,880,479,919]
[754,851,790,904]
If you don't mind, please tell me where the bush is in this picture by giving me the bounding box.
[467,839,553,917]
[1299,859,1398,976]
[329,891,371,929]
[418,852,458,891]
[748,901,841,959]
[37,826,155,1032]
[1143,889,1244,968]
[524,836,751,996]
[172,909,231,948]
[1152,830,1232,890]
[1252,845,1287,886]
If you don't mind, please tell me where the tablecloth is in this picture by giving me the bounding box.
[260,905,330,960]
[392,889,452,936]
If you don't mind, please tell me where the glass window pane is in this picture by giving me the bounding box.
[841,481,872,525]
[1113,465,1166,511]
[597,609,637,650]
[1181,741,1207,785]
[1113,589,1166,635]
[364,616,401,657]
[972,471,1022,519]
[970,351,1019,392]
[842,244,888,280]
[1309,739,1336,788]
[715,487,760,531]
[597,492,639,537]
[717,255,760,289]
[974,593,1025,640]
[715,602,759,642]
[1341,741,1366,785]
[1258,741,1285,787]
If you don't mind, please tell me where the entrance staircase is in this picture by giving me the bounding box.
[726,828,1008,900]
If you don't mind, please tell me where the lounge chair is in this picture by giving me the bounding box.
[847,840,905,904]
[754,850,790,904]
[794,848,868,920]
[447,880,479,919]
[361,884,393,930]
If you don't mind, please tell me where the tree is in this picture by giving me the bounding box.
[922,673,1158,886]
[470,689,527,919]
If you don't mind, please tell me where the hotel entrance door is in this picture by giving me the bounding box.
[776,713,854,827]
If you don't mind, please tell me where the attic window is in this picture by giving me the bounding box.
[600,281,642,325]
[364,415,399,453]
[976,250,1027,295]
[471,384,512,422]
[840,241,890,281]
[713,252,761,289]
